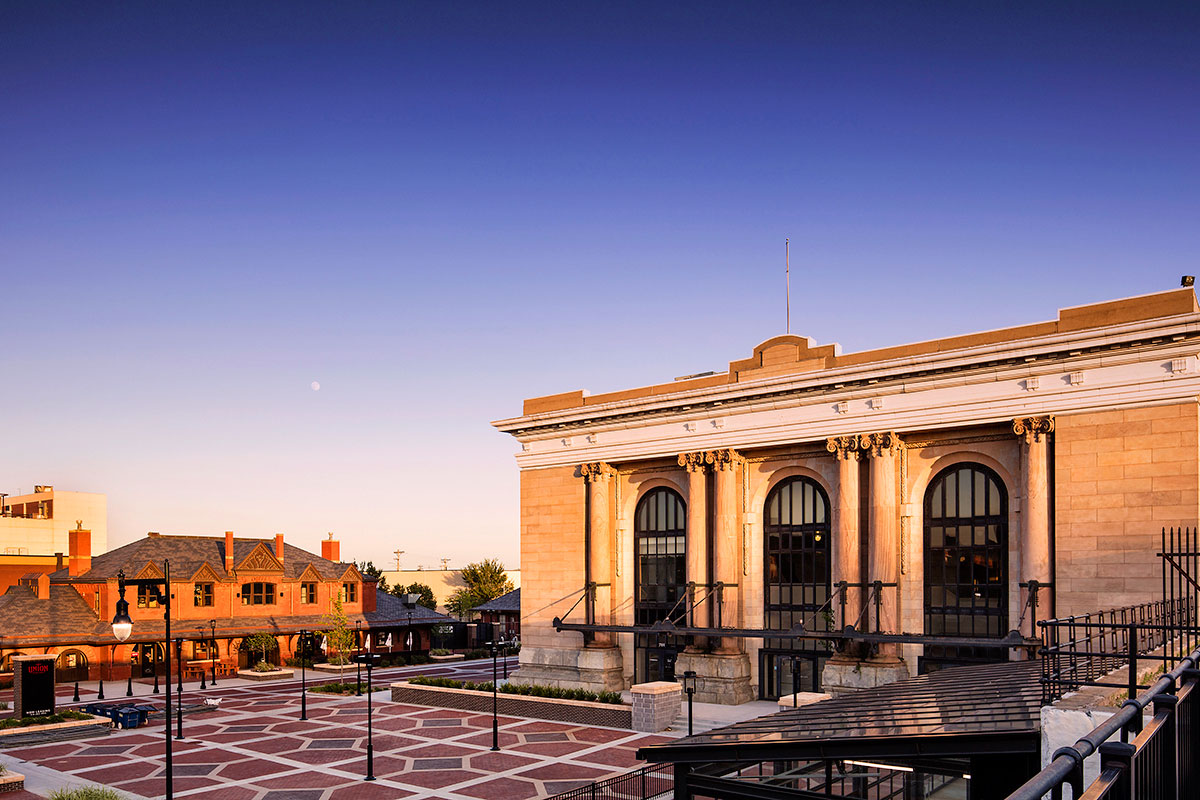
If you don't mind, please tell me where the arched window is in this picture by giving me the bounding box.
[634,487,686,683]
[56,649,89,683]
[762,476,832,698]
[922,462,1009,671]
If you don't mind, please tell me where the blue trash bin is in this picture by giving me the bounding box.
[115,709,141,729]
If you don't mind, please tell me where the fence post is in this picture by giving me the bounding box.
[1098,741,1135,800]
[1154,693,1180,800]
[1127,622,1142,736]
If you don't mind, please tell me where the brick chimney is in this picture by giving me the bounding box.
[321,533,339,562]
[274,533,285,565]
[68,522,91,577]
[36,572,49,599]
[225,531,235,573]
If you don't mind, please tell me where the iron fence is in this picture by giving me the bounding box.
[1008,644,1200,800]
[547,763,674,800]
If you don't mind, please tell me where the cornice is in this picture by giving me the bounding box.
[494,313,1200,437]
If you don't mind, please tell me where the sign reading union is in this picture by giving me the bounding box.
[17,657,56,718]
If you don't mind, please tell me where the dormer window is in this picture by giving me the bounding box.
[340,582,358,603]
[137,585,159,609]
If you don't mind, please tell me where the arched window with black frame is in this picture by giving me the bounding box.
[921,462,1010,672]
[633,487,687,684]
[761,475,832,699]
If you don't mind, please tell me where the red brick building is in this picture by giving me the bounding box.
[0,530,452,683]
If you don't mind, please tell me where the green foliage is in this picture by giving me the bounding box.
[355,559,387,593]
[241,632,278,665]
[391,581,436,609]
[252,660,276,673]
[464,648,489,660]
[0,700,8,710]
[310,681,362,695]
[48,788,124,800]
[446,559,513,618]
[407,675,623,704]
[430,648,451,656]
[320,596,355,663]
[0,710,92,729]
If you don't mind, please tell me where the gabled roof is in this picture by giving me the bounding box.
[475,587,520,613]
[638,661,1041,764]
[0,584,100,644]
[48,534,351,584]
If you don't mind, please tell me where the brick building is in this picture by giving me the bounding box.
[0,530,452,683]
[493,288,1200,703]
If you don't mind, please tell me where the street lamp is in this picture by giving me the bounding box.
[299,629,308,721]
[175,638,184,740]
[489,635,509,751]
[208,619,218,687]
[112,561,174,800]
[682,671,697,736]
[352,652,381,781]
[198,629,206,690]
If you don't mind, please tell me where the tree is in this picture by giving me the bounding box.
[320,596,355,665]
[446,559,513,618]
[355,559,387,593]
[390,581,436,609]
[242,632,277,666]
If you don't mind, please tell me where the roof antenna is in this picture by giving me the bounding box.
[785,238,791,334]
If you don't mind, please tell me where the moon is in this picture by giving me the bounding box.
[311,381,321,391]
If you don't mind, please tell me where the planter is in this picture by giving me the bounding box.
[390,681,631,728]
[236,668,295,682]
[0,714,113,748]
[311,663,359,675]
[429,653,464,663]
[0,772,25,793]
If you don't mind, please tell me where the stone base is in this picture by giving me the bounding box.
[236,668,296,682]
[820,658,910,696]
[631,681,682,732]
[674,651,754,705]
[507,645,624,693]
[0,772,25,794]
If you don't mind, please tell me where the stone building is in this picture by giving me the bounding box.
[0,529,452,684]
[493,288,1200,703]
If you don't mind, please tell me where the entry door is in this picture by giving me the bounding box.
[643,645,678,683]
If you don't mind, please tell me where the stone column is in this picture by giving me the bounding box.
[581,462,616,647]
[707,448,743,652]
[861,431,902,662]
[677,453,709,637]
[826,436,862,631]
[1014,416,1054,627]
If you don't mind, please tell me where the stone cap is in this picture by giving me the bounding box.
[631,681,682,696]
[777,691,831,710]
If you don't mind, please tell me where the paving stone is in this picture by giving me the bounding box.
[306,738,356,749]
[261,790,325,800]
[413,757,464,770]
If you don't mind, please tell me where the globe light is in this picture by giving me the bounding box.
[112,598,134,642]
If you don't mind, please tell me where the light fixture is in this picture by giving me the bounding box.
[112,590,133,641]
[1183,276,1195,287]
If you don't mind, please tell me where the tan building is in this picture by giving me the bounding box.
[494,288,1200,703]
[1,486,107,556]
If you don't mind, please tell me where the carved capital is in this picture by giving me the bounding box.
[858,431,901,458]
[825,435,861,461]
[580,462,616,483]
[704,448,744,471]
[1013,416,1054,444]
[677,452,708,473]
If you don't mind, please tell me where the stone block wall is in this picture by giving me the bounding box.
[631,681,681,732]
[1055,402,1200,615]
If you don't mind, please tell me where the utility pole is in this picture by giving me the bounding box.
[393,550,405,571]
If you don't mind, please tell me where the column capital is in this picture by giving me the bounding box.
[1013,416,1054,444]
[859,431,902,458]
[580,462,616,483]
[677,452,708,473]
[826,435,862,461]
[704,448,744,471]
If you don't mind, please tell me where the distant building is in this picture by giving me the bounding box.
[495,288,1200,703]
[380,566,521,617]
[0,485,107,556]
[476,588,520,639]
[0,530,453,684]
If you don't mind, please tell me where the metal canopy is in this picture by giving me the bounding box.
[636,661,1041,764]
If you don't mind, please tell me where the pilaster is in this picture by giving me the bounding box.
[860,431,903,663]
[678,452,709,640]
[826,435,862,632]
[581,461,617,648]
[1014,416,1054,626]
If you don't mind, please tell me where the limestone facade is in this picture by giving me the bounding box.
[495,289,1200,701]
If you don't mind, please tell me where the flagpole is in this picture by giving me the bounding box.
[785,238,790,335]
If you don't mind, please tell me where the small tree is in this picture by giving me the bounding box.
[355,559,387,593]
[446,559,513,619]
[242,632,277,667]
[320,596,355,665]
[391,581,436,609]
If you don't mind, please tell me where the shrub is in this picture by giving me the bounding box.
[310,681,362,695]
[0,700,8,711]
[48,788,124,800]
[252,660,276,673]
[464,649,489,660]
[406,676,623,704]
[285,656,315,668]
[411,654,431,664]
[430,648,451,656]
[327,653,350,666]
[0,710,92,730]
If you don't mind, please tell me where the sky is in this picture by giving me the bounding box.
[1,1,1198,570]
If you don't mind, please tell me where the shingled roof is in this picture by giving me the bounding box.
[48,534,353,584]
[475,588,520,613]
[0,584,101,647]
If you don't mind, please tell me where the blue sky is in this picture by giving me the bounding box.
[2,2,1197,569]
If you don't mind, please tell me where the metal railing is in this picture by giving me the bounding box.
[546,763,674,800]
[1039,599,1197,705]
[1007,644,1200,800]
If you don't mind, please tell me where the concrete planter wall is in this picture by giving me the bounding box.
[236,668,295,682]
[311,663,358,675]
[0,772,25,793]
[391,681,631,728]
[429,653,464,662]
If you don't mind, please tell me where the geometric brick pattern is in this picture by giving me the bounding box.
[4,659,671,800]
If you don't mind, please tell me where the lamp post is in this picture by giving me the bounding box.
[175,638,184,740]
[353,652,381,781]
[208,619,218,686]
[490,636,508,751]
[299,629,308,721]
[682,671,697,736]
[355,620,362,696]
[152,644,160,694]
[198,629,206,690]
[112,561,174,800]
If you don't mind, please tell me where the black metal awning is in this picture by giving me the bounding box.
[636,661,1042,764]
